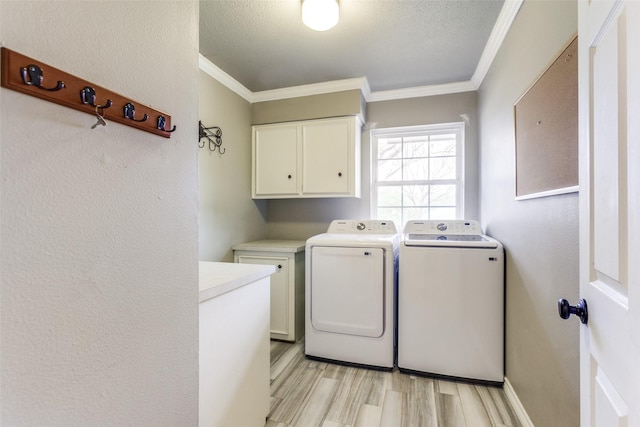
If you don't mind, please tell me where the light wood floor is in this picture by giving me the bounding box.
[267,340,522,427]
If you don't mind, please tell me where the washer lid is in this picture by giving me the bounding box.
[403,219,483,235]
[404,233,499,248]
[403,220,499,248]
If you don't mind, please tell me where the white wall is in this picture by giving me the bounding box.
[0,2,200,426]
[199,70,267,261]
[478,1,579,426]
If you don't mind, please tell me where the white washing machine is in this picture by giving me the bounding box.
[305,219,399,369]
[398,220,504,385]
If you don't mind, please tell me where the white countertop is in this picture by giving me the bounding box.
[199,261,275,303]
[231,239,306,253]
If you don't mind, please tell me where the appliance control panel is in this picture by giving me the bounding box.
[327,219,398,234]
[403,220,483,235]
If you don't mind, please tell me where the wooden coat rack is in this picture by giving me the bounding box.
[1,47,175,138]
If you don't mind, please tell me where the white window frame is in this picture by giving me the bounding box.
[370,122,465,228]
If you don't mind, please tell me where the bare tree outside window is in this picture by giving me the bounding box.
[371,123,464,229]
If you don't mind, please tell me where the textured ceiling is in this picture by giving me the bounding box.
[199,0,505,93]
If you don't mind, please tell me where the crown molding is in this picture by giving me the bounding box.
[471,0,524,88]
[251,77,370,103]
[199,0,521,104]
[198,54,254,103]
[367,80,478,102]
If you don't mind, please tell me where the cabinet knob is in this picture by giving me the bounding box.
[338,172,342,177]
[277,264,282,269]
[287,175,292,179]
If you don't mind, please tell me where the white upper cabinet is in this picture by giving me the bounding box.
[302,119,351,195]
[252,116,361,199]
[253,125,299,196]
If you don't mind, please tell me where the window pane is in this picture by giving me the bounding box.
[403,158,429,181]
[378,159,403,181]
[429,157,456,180]
[430,134,457,157]
[403,135,429,158]
[402,185,429,207]
[430,185,456,206]
[377,186,402,207]
[378,137,402,159]
[372,124,463,223]
[429,207,457,220]
[377,208,403,230]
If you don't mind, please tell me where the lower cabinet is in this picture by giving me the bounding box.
[233,240,305,342]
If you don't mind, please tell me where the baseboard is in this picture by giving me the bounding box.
[504,377,535,427]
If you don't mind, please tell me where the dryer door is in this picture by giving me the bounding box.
[310,246,384,337]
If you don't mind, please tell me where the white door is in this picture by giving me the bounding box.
[310,246,384,337]
[577,0,640,425]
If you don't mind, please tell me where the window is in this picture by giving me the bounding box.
[371,122,464,229]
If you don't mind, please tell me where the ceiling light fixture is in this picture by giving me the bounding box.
[302,0,339,31]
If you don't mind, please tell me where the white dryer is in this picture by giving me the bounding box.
[305,220,399,369]
[398,220,504,385]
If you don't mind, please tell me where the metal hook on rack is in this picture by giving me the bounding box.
[157,115,177,133]
[20,64,65,91]
[199,121,225,154]
[80,86,113,109]
[123,102,149,122]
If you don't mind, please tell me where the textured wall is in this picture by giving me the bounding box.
[199,70,267,261]
[0,2,199,426]
[478,1,579,426]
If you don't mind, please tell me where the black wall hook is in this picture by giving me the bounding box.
[157,115,176,133]
[20,64,65,91]
[123,102,148,122]
[199,121,225,154]
[80,86,113,109]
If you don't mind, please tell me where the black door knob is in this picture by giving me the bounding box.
[558,298,588,324]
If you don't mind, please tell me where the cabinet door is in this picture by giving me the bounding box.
[301,119,351,195]
[254,126,298,196]
[236,255,290,339]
